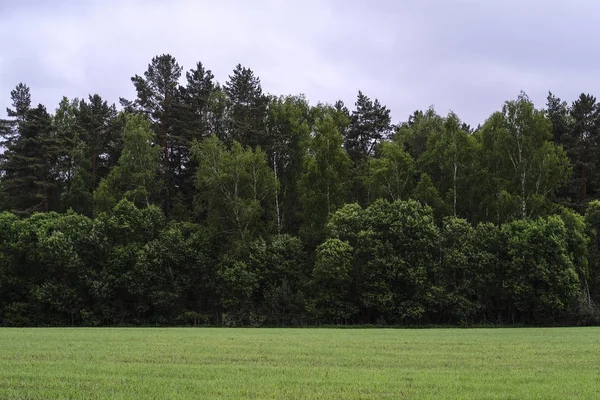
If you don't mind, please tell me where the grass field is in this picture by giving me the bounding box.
[0,328,599,399]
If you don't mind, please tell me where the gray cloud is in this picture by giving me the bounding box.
[1,0,599,125]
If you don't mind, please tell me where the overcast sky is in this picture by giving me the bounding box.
[1,0,599,126]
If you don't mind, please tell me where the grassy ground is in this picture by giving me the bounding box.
[0,327,599,399]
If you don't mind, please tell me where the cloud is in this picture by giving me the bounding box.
[1,0,600,126]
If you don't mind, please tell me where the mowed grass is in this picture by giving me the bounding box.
[0,328,599,399]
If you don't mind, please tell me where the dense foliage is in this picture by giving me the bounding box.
[1,55,600,326]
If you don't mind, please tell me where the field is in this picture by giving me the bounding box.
[0,328,599,399]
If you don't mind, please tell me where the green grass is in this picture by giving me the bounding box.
[1,328,599,399]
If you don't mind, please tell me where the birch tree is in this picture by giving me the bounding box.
[192,135,277,242]
[299,114,350,244]
[481,92,569,218]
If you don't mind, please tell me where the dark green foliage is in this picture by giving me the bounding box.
[265,95,311,234]
[93,114,160,215]
[561,94,600,208]
[3,58,600,326]
[501,217,579,323]
[223,64,269,148]
[344,91,392,164]
[123,54,184,216]
[1,104,61,214]
[0,83,31,149]
[191,135,277,242]
[311,238,356,323]
[325,200,439,324]
[73,94,123,214]
[299,113,350,245]
[366,140,416,201]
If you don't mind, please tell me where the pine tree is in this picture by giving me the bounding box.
[568,94,600,204]
[54,97,82,212]
[224,64,269,148]
[0,83,31,148]
[123,54,183,216]
[344,91,392,164]
[172,62,216,215]
[1,105,61,213]
[546,92,571,144]
[78,94,122,188]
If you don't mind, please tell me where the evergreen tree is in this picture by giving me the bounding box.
[123,54,183,216]
[172,62,216,215]
[546,92,571,144]
[568,94,600,204]
[1,105,61,213]
[223,64,269,148]
[344,91,392,164]
[0,83,31,148]
[53,97,81,212]
[180,61,215,138]
[78,94,122,189]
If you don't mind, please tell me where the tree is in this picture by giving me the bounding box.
[311,238,356,323]
[434,217,480,324]
[171,62,217,215]
[419,112,475,217]
[0,83,31,148]
[218,234,309,326]
[479,92,570,218]
[1,104,61,214]
[61,95,123,216]
[78,94,123,189]
[299,114,350,244]
[567,94,600,204]
[265,95,311,234]
[180,61,215,139]
[258,235,309,325]
[192,135,278,242]
[93,114,160,215]
[123,54,183,216]
[502,216,580,323]
[412,173,451,221]
[326,199,439,324]
[367,140,416,201]
[94,199,165,324]
[559,207,592,311]
[344,91,392,164]
[585,200,600,306]
[53,97,82,211]
[223,64,269,148]
[546,92,571,144]
[395,107,444,161]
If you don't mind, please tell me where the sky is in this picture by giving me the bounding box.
[1,0,600,126]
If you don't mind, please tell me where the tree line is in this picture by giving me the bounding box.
[1,54,599,326]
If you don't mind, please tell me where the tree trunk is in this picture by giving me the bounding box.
[521,170,526,218]
[453,160,457,217]
[273,157,281,234]
[581,148,588,201]
[162,119,171,217]
[91,151,97,187]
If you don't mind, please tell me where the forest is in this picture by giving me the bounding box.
[1,54,600,327]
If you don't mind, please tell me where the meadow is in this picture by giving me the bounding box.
[0,327,599,399]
